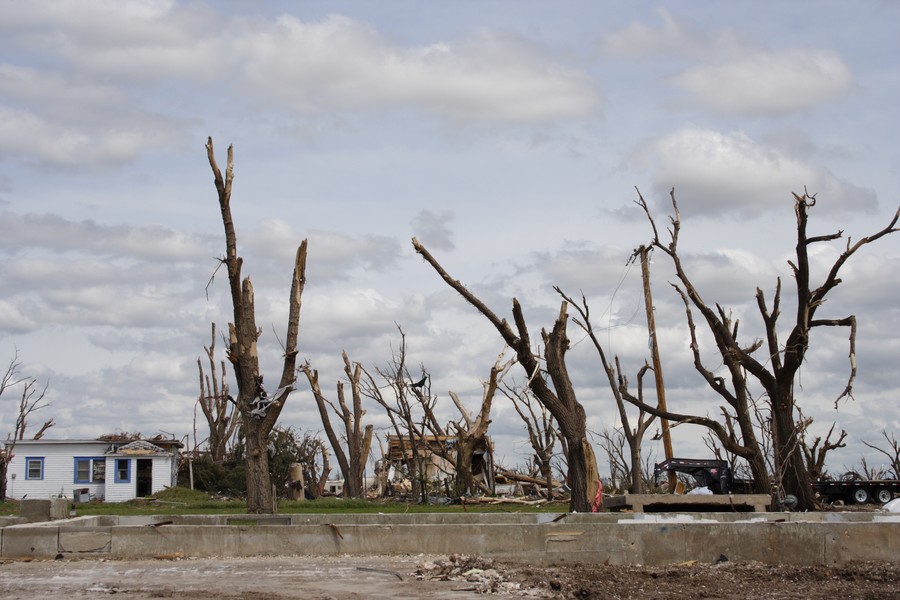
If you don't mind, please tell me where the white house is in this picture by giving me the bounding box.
[4,438,182,502]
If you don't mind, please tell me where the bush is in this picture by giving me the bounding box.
[180,456,247,498]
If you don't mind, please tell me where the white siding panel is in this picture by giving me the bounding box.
[5,441,110,500]
[104,457,135,503]
[152,458,172,494]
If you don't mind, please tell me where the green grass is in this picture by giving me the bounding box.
[64,487,569,516]
[0,499,19,516]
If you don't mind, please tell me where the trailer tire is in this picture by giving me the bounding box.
[875,488,893,504]
[851,487,871,505]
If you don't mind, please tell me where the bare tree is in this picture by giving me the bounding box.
[301,351,374,499]
[634,189,898,509]
[801,422,847,481]
[446,348,515,496]
[597,428,630,494]
[556,286,662,494]
[360,327,432,500]
[1,352,53,499]
[413,238,600,511]
[206,138,308,513]
[861,431,900,480]
[502,383,560,499]
[197,323,240,464]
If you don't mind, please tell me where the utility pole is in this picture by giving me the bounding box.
[639,245,676,491]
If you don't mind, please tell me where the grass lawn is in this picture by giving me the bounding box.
[3,487,569,517]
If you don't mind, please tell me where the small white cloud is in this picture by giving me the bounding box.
[648,127,876,218]
[671,49,854,115]
[598,8,705,58]
[0,299,39,333]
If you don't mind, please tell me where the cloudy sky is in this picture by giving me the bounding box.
[1,1,898,480]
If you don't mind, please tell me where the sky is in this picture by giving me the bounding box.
[1,0,898,482]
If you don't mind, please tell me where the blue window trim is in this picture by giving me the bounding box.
[25,457,44,480]
[115,458,130,483]
[73,457,105,483]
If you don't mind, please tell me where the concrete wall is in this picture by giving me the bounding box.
[2,512,898,566]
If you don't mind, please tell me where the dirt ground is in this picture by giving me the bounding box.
[1,554,898,599]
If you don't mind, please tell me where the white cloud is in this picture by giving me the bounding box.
[600,8,706,58]
[0,299,39,333]
[0,212,210,260]
[233,14,599,122]
[598,8,744,59]
[671,49,854,115]
[647,127,877,217]
[0,105,180,167]
[0,64,124,108]
[0,0,223,81]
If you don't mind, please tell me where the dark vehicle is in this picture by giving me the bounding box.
[810,477,899,505]
[654,458,754,495]
[655,458,900,505]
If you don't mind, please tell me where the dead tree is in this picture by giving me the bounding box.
[206,138,308,514]
[502,383,560,498]
[862,431,900,480]
[413,238,600,512]
[298,433,331,499]
[634,189,899,510]
[197,323,240,464]
[800,422,847,481]
[446,348,515,496]
[360,327,430,500]
[556,287,659,494]
[1,352,54,499]
[301,351,374,499]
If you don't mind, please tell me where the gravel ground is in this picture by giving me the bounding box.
[2,554,898,599]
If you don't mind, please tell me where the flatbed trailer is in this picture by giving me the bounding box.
[812,479,900,505]
[654,458,900,505]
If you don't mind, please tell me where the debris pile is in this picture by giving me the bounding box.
[415,554,548,596]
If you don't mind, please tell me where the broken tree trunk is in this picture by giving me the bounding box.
[206,137,308,514]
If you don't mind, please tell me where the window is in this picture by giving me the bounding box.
[25,457,44,480]
[115,458,130,483]
[74,457,105,483]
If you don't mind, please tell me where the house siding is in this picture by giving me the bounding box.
[103,456,174,502]
[5,441,112,501]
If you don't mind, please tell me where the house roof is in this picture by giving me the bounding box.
[3,437,182,451]
[3,439,109,449]
[107,440,169,456]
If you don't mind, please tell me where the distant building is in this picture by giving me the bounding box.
[4,437,182,502]
[374,434,494,495]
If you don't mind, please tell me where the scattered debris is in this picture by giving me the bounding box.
[415,554,547,596]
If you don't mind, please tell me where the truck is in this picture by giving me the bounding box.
[654,458,900,505]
